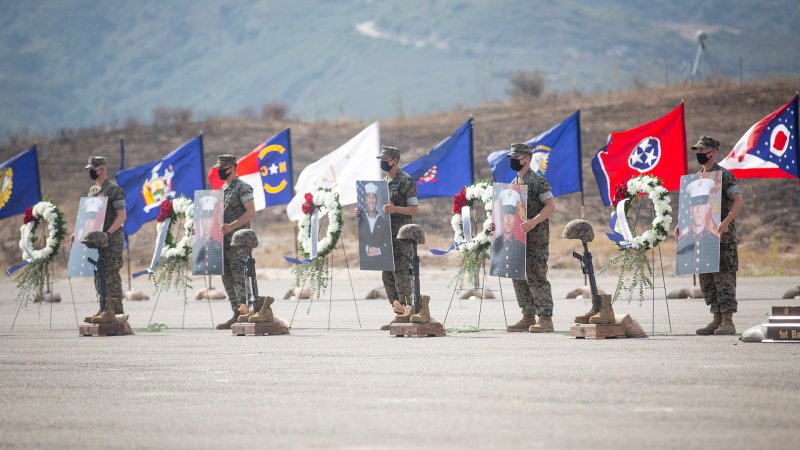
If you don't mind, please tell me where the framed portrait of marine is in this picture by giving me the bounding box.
[489,182,527,279]
[356,180,394,271]
[192,190,224,276]
[67,196,108,277]
[676,171,722,276]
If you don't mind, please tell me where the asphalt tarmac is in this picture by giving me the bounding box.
[1,269,799,449]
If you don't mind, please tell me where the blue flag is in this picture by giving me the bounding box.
[487,110,582,197]
[402,119,473,199]
[117,135,205,235]
[0,146,42,219]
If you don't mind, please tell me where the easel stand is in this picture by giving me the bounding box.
[289,239,362,330]
[442,266,508,330]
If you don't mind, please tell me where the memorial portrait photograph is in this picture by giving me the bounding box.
[356,180,394,271]
[489,182,527,279]
[67,196,108,277]
[676,172,722,275]
[192,190,224,276]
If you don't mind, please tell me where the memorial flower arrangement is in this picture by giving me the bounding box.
[14,199,67,304]
[294,188,342,310]
[600,175,672,304]
[153,197,194,299]
[449,180,493,288]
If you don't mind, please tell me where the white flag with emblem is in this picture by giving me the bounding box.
[286,122,381,221]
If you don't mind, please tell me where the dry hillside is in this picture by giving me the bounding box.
[2,79,799,277]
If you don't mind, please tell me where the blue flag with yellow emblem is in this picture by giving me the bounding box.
[117,135,205,235]
[0,146,42,220]
[487,111,582,197]
[208,128,293,209]
[402,118,473,199]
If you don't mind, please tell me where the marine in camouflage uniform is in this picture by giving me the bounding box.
[214,154,256,329]
[506,143,556,333]
[689,136,744,335]
[84,156,126,319]
[380,146,419,306]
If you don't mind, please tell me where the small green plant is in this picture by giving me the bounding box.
[446,325,481,333]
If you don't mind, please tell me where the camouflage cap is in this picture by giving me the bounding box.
[231,229,259,249]
[377,146,400,160]
[506,143,533,158]
[562,219,595,243]
[397,223,425,245]
[81,230,109,249]
[84,156,107,170]
[691,136,720,151]
[213,154,238,168]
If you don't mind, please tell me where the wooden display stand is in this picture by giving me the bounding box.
[390,322,445,337]
[232,322,290,336]
[80,322,125,337]
[763,306,800,343]
[570,323,626,339]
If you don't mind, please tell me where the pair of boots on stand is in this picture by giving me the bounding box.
[381,296,432,330]
[84,298,125,324]
[216,296,275,329]
[507,314,554,333]
[696,312,736,335]
[574,294,615,325]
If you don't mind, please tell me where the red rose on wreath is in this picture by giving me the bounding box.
[452,187,468,214]
[301,193,315,215]
[23,206,35,225]
[157,199,174,222]
[611,183,629,208]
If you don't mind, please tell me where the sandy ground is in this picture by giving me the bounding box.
[1,268,799,449]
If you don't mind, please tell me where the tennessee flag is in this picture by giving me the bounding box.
[592,104,687,206]
[720,95,799,179]
[208,129,294,210]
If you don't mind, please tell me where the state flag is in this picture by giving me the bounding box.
[592,104,687,206]
[720,95,798,179]
[208,129,294,209]
[402,118,473,199]
[0,146,41,220]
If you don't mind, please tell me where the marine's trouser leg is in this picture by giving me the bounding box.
[699,271,737,314]
[98,231,125,314]
[382,239,413,305]
[222,240,247,312]
[511,243,552,316]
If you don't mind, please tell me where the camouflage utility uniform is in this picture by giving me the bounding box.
[698,163,740,313]
[222,178,254,312]
[88,178,126,313]
[383,169,419,305]
[511,171,554,317]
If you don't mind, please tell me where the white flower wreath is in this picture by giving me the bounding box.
[19,201,66,262]
[611,175,672,250]
[297,188,343,259]
[159,196,194,261]
[450,180,494,252]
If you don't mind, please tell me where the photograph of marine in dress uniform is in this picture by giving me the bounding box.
[490,183,527,279]
[192,190,224,276]
[356,181,394,271]
[676,172,722,275]
[67,197,108,276]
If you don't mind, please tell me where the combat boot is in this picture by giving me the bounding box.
[249,297,275,323]
[216,311,240,330]
[394,304,413,323]
[574,296,601,324]
[589,295,615,325]
[507,314,536,332]
[84,308,103,323]
[91,299,118,324]
[237,298,264,322]
[696,313,722,335]
[410,295,431,323]
[713,312,736,335]
[529,315,554,333]
[392,300,406,315]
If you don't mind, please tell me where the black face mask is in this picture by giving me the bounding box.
[509,158,525,172]
[696,152,712,165]
[218,167,231,180]
[89,169,99,180]
[380,160,393,172]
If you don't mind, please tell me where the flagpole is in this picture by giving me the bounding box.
[120,137,133,293]
[576,109,585,219]
[468,116,475,183]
